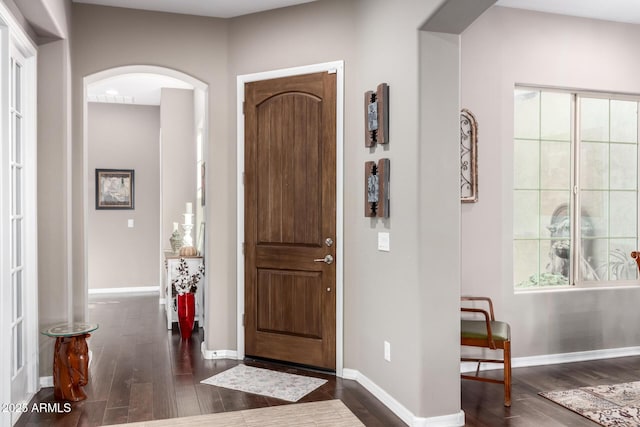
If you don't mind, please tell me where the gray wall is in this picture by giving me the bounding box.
[37,39,71,375]
[461,6,640,358]
[160,88,196,255]
[70,2,230,322]
[33,0,73,377]
[61,0,463,420]
[228,0,459,417]
[87,103,160,290]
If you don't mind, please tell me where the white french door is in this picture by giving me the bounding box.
[9,44,28,416]
[0,8,37,426]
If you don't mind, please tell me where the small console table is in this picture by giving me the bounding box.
[41,322,98,402]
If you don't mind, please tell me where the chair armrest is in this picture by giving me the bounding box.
[461,296,495,320]
[461,307,495,347]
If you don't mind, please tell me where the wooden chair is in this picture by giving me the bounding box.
[631,251,640,274]
[460,296,511,407]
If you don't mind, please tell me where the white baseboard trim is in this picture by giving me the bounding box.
[342,369,464,427]
[88,286,159,295]
[461,346,640,373]
[200,342,239,360]
[40,376,53,388]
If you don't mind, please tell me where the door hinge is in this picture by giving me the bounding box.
[242,101,246,115]
[242,172,246,185]
[242,313,245,327]
[242,242,246,255]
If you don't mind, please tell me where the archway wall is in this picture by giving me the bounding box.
[70,6,230,322]
[86,102,160,291]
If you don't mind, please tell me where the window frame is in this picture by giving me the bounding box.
[514,85,640,291]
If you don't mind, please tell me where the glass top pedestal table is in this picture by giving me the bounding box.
[41,322,99,401]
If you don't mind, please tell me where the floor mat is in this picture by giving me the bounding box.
[201,364,328,402]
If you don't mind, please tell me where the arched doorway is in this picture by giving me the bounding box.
[82,65,209,322]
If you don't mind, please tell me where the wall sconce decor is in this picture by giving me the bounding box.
[365,158,390,218]
[460,108,478,203]
[364,83,389,147]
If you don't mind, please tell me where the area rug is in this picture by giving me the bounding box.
[111,399,364,426]
[540,381,640,426]
[200,364,327,402]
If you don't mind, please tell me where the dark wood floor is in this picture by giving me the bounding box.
[17,293,640,426]
[462,355,640,426]
[16,293,405,427]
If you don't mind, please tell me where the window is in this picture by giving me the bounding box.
[514,88,639,289]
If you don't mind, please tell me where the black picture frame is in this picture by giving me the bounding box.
[95,169,135,210]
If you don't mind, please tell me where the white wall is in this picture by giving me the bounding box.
[87,103,160,289]
[461,6,640,358]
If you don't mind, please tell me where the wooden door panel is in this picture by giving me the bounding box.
[245,71,336,370]
[255,246,323,270]
[256,269,322,338]
[256,94,322,246]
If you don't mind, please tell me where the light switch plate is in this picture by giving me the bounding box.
[378,232,390,251]
[128,219,134,228]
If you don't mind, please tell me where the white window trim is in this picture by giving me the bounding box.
[514,85,640,291]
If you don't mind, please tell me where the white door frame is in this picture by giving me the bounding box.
[0,3,38,426]
[82,65,209,318]
[236,60,345,376]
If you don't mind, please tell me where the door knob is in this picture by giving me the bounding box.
[314,255,334,265]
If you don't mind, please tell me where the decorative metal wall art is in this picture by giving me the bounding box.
[365,158,390,218]
[364,83,389,147]
[460,109,478,203]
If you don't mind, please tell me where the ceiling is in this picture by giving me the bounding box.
[72,0,317,19]
[73,0,640,24]
[495,0,640,25]
[87,74,193,106]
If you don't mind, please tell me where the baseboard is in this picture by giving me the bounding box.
[342,368,464,427]
[40,376,53,388]
[461,346,640,373]
[200,342,239,360]
[88,286,159,295]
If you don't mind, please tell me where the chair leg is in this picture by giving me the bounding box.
[503,340,512,407]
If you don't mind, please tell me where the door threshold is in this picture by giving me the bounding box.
[243,356,336,375]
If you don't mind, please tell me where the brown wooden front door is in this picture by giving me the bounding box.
[244,71,337,370]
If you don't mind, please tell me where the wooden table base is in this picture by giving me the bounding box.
[53,334,90,401]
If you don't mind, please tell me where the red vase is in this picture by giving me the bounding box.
[177,292,195,339]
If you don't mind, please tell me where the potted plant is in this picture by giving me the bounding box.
[171,258,205,339]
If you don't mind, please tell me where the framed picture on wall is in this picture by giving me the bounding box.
[95,169,135,209]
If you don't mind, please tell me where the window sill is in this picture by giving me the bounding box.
[515,282,640,294]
